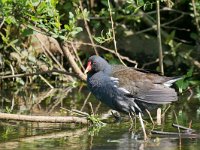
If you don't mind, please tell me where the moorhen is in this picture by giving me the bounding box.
[85,55,181,140]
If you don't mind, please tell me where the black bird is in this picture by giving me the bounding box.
[85,55,180,140]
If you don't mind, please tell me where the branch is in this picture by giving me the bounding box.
[79,0,99,55]
[70,42,85,71]
[34,34,65,70]
[156,0,164,75]
[0,112,88,124]
[0,17,5,29]
[142,58,159,69]
[108,0,126,66]
[67,41,138,66]
[0,69,83,80]
[151,130,198,137]
[192,0,200,32]
[61,43,86,81]
[188,56,200,69]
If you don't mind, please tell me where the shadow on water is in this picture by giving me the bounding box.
[0,86,200,150]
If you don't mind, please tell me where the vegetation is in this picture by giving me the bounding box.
[0,1,200,147]
[0,0,200,114]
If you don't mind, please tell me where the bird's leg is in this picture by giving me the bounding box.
[129,112,135,131]
[138,112,148,140]
[111,110,121,123]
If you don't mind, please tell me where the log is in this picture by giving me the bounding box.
[0,113,88,124]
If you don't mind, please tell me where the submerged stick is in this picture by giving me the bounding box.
[0,113,88,124]
[172,123,195,132]
[151,130,198,137]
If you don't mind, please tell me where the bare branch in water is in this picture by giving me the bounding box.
[0,112,88,124]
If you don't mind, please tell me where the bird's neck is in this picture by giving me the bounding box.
[87,64,112,80]
[103,64,112,75]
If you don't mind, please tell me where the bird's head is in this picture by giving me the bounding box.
[85,55,109,74]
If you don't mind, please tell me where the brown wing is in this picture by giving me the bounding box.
[111,66,178,104]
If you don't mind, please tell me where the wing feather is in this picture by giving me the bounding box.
[111,66,178,104]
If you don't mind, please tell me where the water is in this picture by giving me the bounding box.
[0,87,200,150]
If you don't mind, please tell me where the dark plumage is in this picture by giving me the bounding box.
[85,55,180,140]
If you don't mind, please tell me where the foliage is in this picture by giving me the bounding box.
[0,0,83,86]
[87,114,106,136]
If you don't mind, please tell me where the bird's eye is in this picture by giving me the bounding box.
[93,61,96,65]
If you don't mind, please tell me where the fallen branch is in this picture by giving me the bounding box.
[0,113,88,124]
[151,130,198,137]
[172,123,195,132]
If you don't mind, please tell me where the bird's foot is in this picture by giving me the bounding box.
[111,110,121,123]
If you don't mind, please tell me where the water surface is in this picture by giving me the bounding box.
[0,87,200,150]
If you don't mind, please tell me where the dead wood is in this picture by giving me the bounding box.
[0,113,88,124]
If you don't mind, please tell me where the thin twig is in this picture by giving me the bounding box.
[61,43,86,81]
[162,13,185,27]
[47,88,72,113]
[173,110,181,138]
[94,101,101,114]
[88,8,190,20]
[145,109,155,125]
[79,0,98,55]
[192,0,200,32]
[142,58,159,69]
[156,0,164,75]
[134,13,184,36]
[189,120,193,129]
[39,74,54,89]
[70,42,85,71]
[187,87,194,100]
[80,92,91,111]
[0,69,84,80]
[9,63,15,81]
[0,17,5,29]
[172,123,195,132]
[108,0,126,66]
[35,34,65,71]
[188,56,200,69]
[60,107,89,117]
[161,105,171,118]
[88,102,94,115]
[67,41,138,66]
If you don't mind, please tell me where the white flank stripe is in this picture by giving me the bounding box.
[118,87,130,94]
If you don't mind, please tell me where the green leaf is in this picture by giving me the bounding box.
[28,55,36,63]
[69,12,74,19]
[5,16,16,24]
[16,77,25,85]
[64,24,70,30]
[50,0,58,7]
[20,64,27,72]
[101,0,109,7]
[186,68,193,77]
[22,28,34,37]
[176,79,189,93]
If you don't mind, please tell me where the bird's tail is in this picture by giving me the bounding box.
[163,76,183,87]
